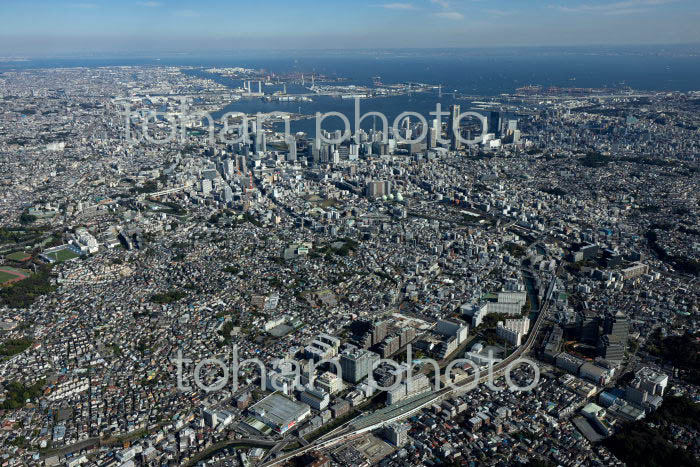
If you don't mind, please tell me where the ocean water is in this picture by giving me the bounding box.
[193,53,700,135]
[210,92,476,137]
[5,52,700,92]
[4,51,700,135]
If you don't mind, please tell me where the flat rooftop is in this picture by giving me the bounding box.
[249,393,310,428]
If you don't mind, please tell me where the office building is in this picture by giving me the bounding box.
[428,118,439,148]
[597,334,625,363]
[203,408,218,428]
[235,154,247,174]
[543,325,564,362]
[488,111,501,138]
[603,311,629,338]
[255,131,266,153]
[200,179,212,195]
[300,386,330,411]
[315,371,341,394]
[578,310,600,345]
[221,184,233,204]
[222,158,235,178]
[448,104,461,150]
[630,367,668,397]
[384,422,410,447]
[287,137,297,162]
[579,362,615,386]
[556,352,585,374]
[339,347,380,383]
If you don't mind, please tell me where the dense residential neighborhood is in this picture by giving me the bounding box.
[0,60,698,467]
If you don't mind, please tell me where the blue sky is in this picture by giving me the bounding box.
[1,0,699,55]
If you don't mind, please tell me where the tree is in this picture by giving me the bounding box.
[19,212,37,225]
[0,265,55,308]
[150,289,186,304]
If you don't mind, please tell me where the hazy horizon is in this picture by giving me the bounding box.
[2,43,700,60]
[2,0,700,56]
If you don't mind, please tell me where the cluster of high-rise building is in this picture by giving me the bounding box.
[0,62,697,467]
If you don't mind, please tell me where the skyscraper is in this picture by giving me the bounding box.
[603,311,629,341]
[428,118,439,148]
[221,185,233,204]
[598,335,625,363]
[448,104,461,150]
[287,137,297,162]
[598,311,629,363]
[255,131,266,153]
[488,111,502,138]
[578,310,599,345]
[235,155,247,174]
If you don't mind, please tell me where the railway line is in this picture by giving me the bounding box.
[260,275,557,466]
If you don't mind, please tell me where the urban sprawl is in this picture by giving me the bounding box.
[0,65,698,467]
